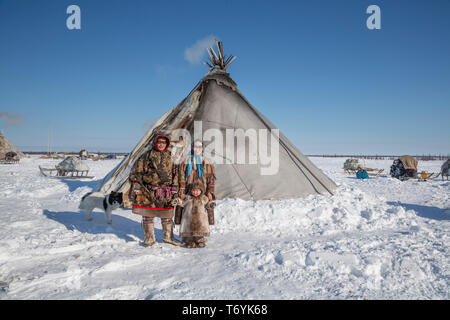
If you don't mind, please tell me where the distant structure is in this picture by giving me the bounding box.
[310,154,450,161]
[441,159,450,180]
[79,149,89,160]
[0,133,25,159]
[343,158,362,170]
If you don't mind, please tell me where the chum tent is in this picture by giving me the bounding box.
[0,133,25,159]
[98,41,336,207]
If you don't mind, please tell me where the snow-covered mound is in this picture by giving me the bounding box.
[56,156,90,171]
[0,156,448,299]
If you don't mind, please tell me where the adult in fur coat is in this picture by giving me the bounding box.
[173,181,215,248]
[128,134,182,247]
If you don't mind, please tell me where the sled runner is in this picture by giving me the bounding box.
[39,165,94,179]
[428,172,439,179]
[395,171,439,181]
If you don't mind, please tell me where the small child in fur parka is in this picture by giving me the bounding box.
[173,181,215,248]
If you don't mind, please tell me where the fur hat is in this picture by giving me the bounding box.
[190,181,205,195]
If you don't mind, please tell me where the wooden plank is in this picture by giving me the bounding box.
[224,56,236,69]
[206,48,214,62]
[210,47,219,63]
[53,176,95,180]
[216,40,224,67]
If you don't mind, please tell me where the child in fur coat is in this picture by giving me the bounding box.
[173,182,215,248]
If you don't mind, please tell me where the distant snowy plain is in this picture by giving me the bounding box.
[0,156,448,299]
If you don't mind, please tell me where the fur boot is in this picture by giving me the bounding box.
[142,217,156,247]
[162,219,183,246]
[195,237,207,248]
[183,237,197,248]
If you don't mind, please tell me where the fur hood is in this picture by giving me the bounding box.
[190,181,205,195]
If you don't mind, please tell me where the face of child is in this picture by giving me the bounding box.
[193,142,203,156]
[191,188,201,197]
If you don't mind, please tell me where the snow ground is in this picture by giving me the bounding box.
[0,156,448,300]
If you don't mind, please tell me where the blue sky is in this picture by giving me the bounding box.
[0,0,449,154]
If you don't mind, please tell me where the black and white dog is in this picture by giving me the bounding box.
[79,191,123,224]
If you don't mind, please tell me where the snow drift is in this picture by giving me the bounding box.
[0,156,448,299]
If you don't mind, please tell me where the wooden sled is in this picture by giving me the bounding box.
[396,172,439,181]
[0,159,19,164]
[427,172,439,179]
[39,165,94,179]
[345,168,385,177]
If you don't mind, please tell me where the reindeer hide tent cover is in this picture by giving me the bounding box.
[99,42,336,206]
[0,133,25,159]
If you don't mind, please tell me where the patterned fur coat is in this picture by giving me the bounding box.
[128,135,178,217]
[176,195,214,238]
